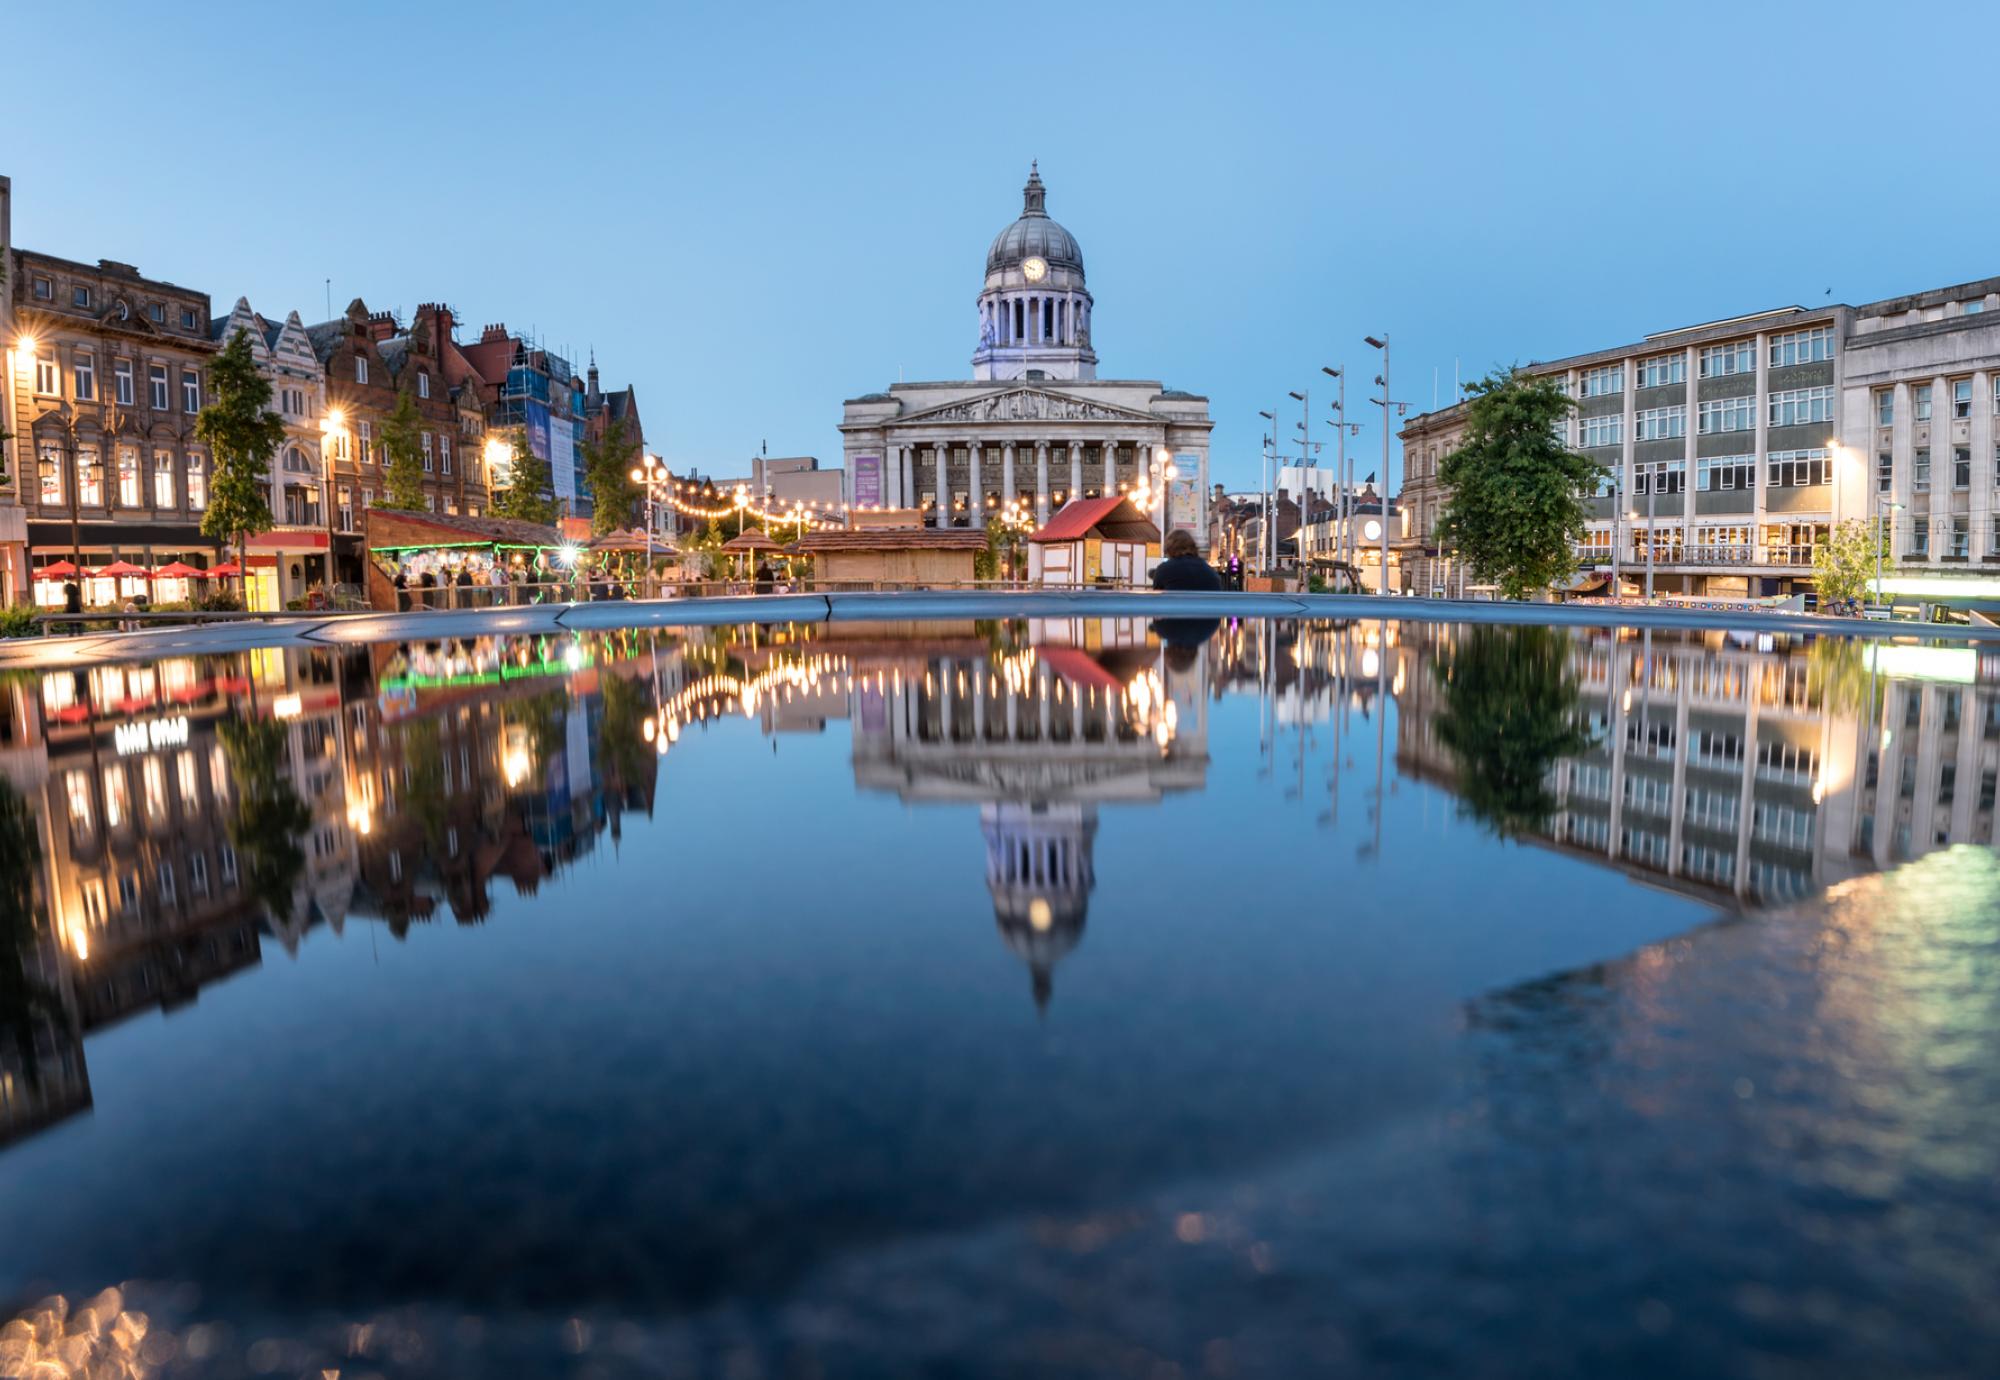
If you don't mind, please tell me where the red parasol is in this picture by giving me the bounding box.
[91,560,150,578]
[206,561,243,578]
[152,561,205,579]
[35,560,80,579]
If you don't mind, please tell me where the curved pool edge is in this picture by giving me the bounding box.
[0,591,1991,668]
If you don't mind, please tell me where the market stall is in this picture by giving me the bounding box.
[362,508,565,610]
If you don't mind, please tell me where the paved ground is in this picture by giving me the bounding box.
[3,591,1994,668]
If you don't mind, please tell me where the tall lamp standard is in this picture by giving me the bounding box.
[319,408,347,597]
[1258,410,1278,573]
[1321,367,1358,575]
[1874,496,1905,609]
[629,451,668,597]
[1364,336,1393,595]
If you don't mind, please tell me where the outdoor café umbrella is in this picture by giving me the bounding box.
[722,528,779,581]
[36,560,80,579]
[152,561,204,579]
[91,560,150,579]
[206,560,242,579]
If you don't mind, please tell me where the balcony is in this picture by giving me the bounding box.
[1575,544,1819,569]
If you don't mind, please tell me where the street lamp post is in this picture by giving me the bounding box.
[1874,496,1906,610]
[629,451,668,597]
[1258,410,1277,574]
[1365,336,1392,595]
[1321,367,1356,576]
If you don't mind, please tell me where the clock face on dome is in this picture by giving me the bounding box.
[1021,256,1048,283]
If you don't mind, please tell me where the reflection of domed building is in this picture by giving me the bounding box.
[841,166,1211,537]
[846,621,1210,1010]
[983,802,1095,1012]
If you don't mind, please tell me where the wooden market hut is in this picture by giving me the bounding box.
[362,507,563,610]
[795,510,988,587]
[1026,496,1161,588]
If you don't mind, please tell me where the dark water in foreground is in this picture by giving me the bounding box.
[1,618,1996,1377]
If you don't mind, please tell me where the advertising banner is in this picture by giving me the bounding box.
[550,415,577,504]
[853,454,881,508]
[526,401,551,462]
[1167,454,1201,537]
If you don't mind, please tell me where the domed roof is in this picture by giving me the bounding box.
[986,163,1084,277]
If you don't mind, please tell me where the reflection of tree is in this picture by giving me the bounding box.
[1807,636,1873,719]
[0,777,54,1085]
[219,718,312,920]
[509,687,569,781]
[399,718,447,854]
[1432,625,1592,837]
[598,672,649,790]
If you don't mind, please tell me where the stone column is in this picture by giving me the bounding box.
[1753,334,1770,553]
[1036,441,1050,525]
[1002,442,1016,516]
[935,440,951,524]
[1104,438,1118,495]
[901,445,915,510]
[1070,439,1084,505]
[1974,370,1993,562]
[970,441,985,528]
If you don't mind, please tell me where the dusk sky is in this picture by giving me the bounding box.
[9,0,1996,493]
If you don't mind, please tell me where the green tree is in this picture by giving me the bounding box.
[378,388,428,511]
[1432,624,1594,837]
[195,329,286,589]
[492,430,558,526]
[1437,369,1603,600]
[218,717,312,922]
[581,418,642,535]
[1812,517,1891,611]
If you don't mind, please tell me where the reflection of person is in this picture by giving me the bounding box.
[1149,530,1222,591]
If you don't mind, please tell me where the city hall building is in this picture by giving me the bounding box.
[840,165,1212,544]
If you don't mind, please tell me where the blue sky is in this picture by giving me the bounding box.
[8,0,1996,493]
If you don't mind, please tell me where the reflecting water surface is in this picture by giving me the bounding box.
[1,617,1996,1377]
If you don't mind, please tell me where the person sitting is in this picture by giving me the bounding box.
[1150,530,1223,592]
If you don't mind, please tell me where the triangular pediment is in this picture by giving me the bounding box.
[898,387,1156,427]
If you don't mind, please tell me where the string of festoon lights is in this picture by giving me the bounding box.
[660,479,864,530]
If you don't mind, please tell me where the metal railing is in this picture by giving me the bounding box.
[1577,544,1821,569]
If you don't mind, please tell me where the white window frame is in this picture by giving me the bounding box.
[187,451,206,510]
[1580,364,1624,398]
[1914,385,1933,421]
[154,449,176,508]
[1696,454,1754,491]
[1768,386,1834,429]
[34,356,59,396]
[1768,326,1834,368]
[1634,405,1685,441]
[1699,341,1755,378]
[1636,354,1685,389]
[417,371,430,399]
[440,434,452,474]
[181,370,202,414]
[148,364,169,410]
[355,356,369,385]
[73,352,95,402]
[114,358,134,406]
[1578,413,1622,448]
[1952,378,1973,419]
[117,445,141,506]
[1767,448,1830,488]
[1698,396,1755,434]
[421,432,434,472]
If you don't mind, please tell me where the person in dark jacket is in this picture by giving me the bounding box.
[418,570,438,609]
[1149,530,1223,591]
[454,567,473,608]
[393,568,410,612]
[755,561,776,594]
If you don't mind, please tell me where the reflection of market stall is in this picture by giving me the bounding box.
[361,508,563,610]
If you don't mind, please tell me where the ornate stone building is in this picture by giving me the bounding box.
[840,167,1212,543]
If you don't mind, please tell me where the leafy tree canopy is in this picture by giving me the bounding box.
[1437,369,1603,600]
[580,418,642,536]
[492,430,558,527]
[1812,518,1892,611]
[378,388,428,511]
[196,329,285,558]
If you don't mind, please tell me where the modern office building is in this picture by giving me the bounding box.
[1398,273,2000,598]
